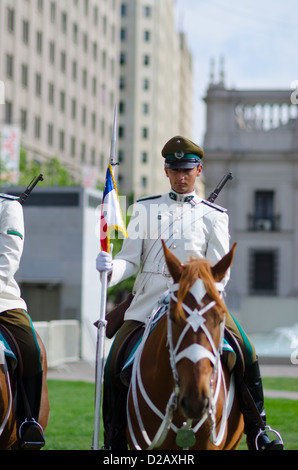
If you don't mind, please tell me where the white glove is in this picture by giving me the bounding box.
[96,251,113,273]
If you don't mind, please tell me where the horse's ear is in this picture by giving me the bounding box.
[211,242,237,282]
[161,239,183,282]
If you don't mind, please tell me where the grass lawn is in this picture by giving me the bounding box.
[43,378,298,450]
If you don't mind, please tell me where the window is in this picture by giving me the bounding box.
[73,23,78,43]
[59,130,65,151]
[142,127,149,139]
[143,78,149,90]
[119,126,124,138]
[22,20,29,44]
[36,31,43,54]
[121,4,127,17]
[49,41,55,63]
[143,55,150,66]
[120,52,126,65]
[119,77,125,90]
[60,51,66,73]
[143,103,149,114]
[81,143,86,162]
[35,73,42,96]
[248,190,280,231]
[255,191,274,219]
[7,7,15,32]
[47,123,54,146]
[48,82,55,104]
[61,12,67,34]
[5,101,13,124]
[249,249,278,294]
[72,60,77,80]
[70,137,76,157]
[118,150,124,163]
[34,116,41,139]
[21,109,27,132]
[82,69,87,89]
[119,101,125,114]
[144,6,151,17]
[50,2,56,23]
[120,28,126,41]
[59,91,66,112]
[6,54,14,79]
[21,64,28,87]
[82,106,87,126]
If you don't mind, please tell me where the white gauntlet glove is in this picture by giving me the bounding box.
[96,251,113,273]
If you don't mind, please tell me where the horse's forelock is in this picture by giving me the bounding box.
[175,257,228,321]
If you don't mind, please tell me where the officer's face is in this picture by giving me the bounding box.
[165,165,202,194]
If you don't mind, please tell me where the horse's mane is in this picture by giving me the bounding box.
[175,257,228,320]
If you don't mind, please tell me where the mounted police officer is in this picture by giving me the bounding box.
[0,194,45,449]
[96,136,284,451]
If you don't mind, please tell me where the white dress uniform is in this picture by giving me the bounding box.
[0,196,27,313]
[109,190,230,323]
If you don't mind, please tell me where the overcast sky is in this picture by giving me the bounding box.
[176,0,298,143]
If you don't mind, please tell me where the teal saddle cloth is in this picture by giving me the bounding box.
[0,330,18,369]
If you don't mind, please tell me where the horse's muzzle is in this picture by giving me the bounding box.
[180,394,209,420]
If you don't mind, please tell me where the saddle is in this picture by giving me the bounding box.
[114,323,144,387]
[105,293,134,338]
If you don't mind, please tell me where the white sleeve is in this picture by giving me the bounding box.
[0,201,24,293]
[108,202,145,287]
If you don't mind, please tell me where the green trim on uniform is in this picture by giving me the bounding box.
[229,313,254,366]
[7,230,23,239]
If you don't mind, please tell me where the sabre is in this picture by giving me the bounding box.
[92,105,118,450]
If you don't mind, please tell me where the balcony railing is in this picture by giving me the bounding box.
[247,214,281,232]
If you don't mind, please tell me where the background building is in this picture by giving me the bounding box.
[0,0,120,185]
[117,0,196,200]
[203,70,298,335]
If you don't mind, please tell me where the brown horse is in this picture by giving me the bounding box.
[127,241,244,450]
[0,332,50,449]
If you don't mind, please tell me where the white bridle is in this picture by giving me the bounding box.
[127,280,232,450]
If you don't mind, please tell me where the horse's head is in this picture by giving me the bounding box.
[162,240,237,421]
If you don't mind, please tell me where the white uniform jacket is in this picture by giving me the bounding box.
[109,192,230,323]
[0,197,27,313]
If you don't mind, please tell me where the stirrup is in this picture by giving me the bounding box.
[19,418,45,450]
[255,425,284,450]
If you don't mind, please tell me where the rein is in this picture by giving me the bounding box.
[127,279,232,450]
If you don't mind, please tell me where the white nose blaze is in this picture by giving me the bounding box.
[174,343,216,365]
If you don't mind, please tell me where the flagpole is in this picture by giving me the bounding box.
[92,105,117,450]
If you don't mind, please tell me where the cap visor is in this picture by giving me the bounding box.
[165,161,200,169]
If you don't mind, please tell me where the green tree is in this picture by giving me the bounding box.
[17,148,76,186]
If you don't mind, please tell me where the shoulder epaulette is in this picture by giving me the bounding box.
[201,199,227,213]
[137,195,162,202]
[0,193,20,201]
